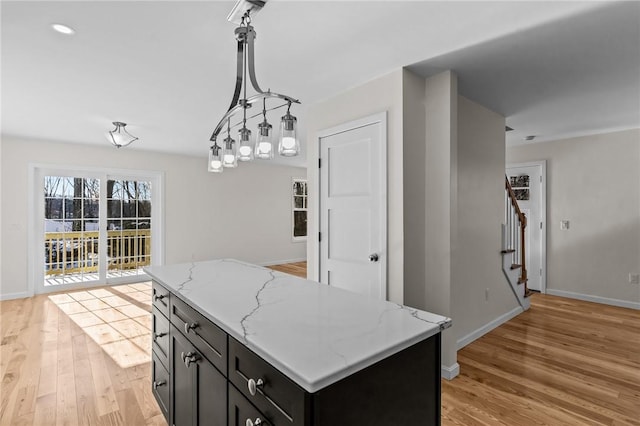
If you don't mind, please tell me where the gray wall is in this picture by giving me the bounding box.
[507,129,640,307]
[453,96,519,343]
[0,136,306,299]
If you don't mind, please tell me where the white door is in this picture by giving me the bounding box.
[506,162,546,292]
[319,113,386,299]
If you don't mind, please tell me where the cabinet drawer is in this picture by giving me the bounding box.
[170,295,227,375]
[152,281,170,317]
[229,384,273,426]
[229,338,308,426]
[151,306,170,369]
[152,352,170,423]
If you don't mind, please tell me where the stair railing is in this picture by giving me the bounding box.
[505,176,528,292]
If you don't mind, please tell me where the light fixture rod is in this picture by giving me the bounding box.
[229,100,289,130]
[211,91,299,142]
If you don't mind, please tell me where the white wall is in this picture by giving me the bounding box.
[306,69,405,304]
[453,96,520,344]
[507,129,640,307]
[402,71,519,371]
[0,136,306,299]
[403,70,458,368]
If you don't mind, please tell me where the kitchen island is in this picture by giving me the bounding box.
[145,259,451,426]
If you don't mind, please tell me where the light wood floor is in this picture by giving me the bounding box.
[1,263,638,425]
[442,294,640,425]
[267,261,308,278]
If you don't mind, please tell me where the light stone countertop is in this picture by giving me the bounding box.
[145,259,451,393]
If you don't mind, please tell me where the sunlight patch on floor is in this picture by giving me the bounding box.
[48,282,153,369]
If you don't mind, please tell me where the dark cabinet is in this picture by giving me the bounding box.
[171,324,226,426]
[229,338,308,426]
[151,353,170,421]
[229,385,272,426]
[151,279,442,426]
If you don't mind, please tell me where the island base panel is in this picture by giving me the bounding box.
[312,334,441,426]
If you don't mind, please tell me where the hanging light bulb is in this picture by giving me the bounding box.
[255,121,273,159]
[222,120,238,168]
[237,126,254,161]
[208,144,224,173]
[255,98,273,159]
[278,102,299,157]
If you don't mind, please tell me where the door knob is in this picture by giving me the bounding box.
[369,253,379,262]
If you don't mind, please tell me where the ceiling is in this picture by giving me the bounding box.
[2,1,638,167]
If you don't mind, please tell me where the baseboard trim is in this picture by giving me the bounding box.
[546,289,640,310]
[259,258,307,267]
[441,363,460,380]
[0,291,31,301]
[456,306,524,350]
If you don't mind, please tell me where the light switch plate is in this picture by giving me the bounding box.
[560,220,570,230]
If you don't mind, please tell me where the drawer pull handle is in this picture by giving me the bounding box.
[184,322,199,335]
[246,418,263,426]
[153,294,166,302]
[180,351,200,368]
[247,378,264,396]
[153,332,167,341]
[153,380,166,389]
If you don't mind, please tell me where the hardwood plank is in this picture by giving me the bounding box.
[1,269,637,426]
[442,293,640,426]
[267,261,307,278]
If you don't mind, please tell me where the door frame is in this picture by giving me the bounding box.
[506,160,547,293]
[314,111,387,298]
[28,163,165,296]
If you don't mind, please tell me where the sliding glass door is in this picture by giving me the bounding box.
[33,167,163,293]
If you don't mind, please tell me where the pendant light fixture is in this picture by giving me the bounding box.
[222,119,238,168]
[255,98,274,159]
[208,0,300,172]
[108,121,138,148]
[208,144,224,173]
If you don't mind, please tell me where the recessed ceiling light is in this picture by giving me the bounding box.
[52,23,75,35]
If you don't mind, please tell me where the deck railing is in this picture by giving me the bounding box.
[44,229,151,276]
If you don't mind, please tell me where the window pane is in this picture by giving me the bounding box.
[137,200,151,217]
[122,220,137,230]
[293,211,307,237]
[84,179,100,199]
[107,180,123,199]
[45,198,63,219]
[83,199,99,218]
[138,182,151,200]
[108,200,122,218]
[122,201,136,218]
[294,196,304,209]
[61,177,75,197]
[45,176,65,197]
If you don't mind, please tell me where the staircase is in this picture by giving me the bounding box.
[502,176,531,310]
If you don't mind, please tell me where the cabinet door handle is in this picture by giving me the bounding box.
[153,332,167,341]
[153,380,166,389]
[180,351,200,368]
[153,294,166,302]
[247,378,264,396]
[184,322,199,335]
[246,418,263,426]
